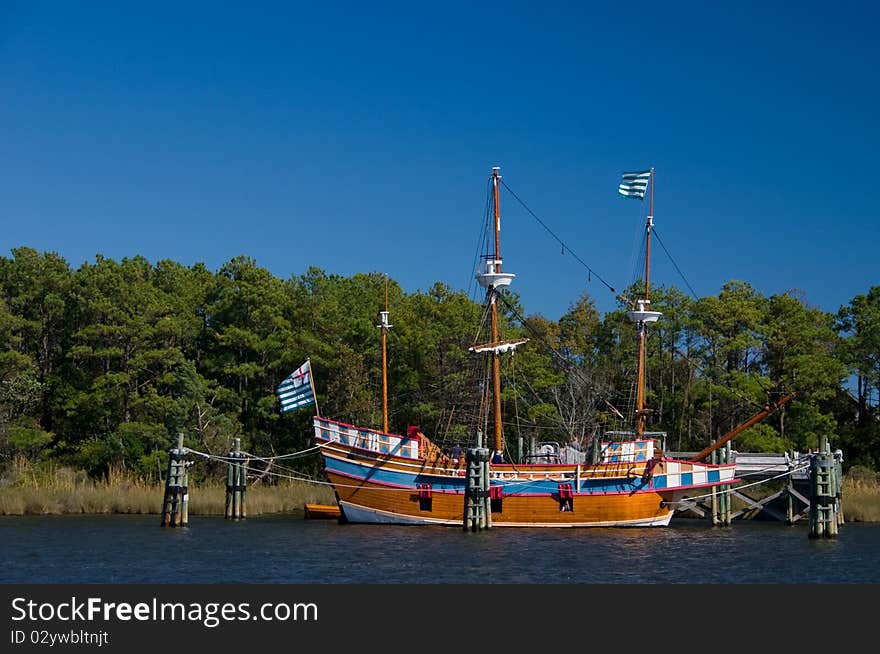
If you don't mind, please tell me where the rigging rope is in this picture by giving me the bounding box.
[467,177,494,300]
[494,293,625,438]
[509,350,521,463]
[651,228,699,300]
[499,180,617,294]
[626,195,649,293]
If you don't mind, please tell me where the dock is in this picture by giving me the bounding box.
[667,449,841,531]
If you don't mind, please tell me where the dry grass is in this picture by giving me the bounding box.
[841,473,880,523]
[0,461,335,516]
[188,481,336,516]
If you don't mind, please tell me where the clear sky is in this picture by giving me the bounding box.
[1,1,877,320]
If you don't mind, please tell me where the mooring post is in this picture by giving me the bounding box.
[226,437,246,520]
[161,439,177,526]
[232,438,240,519]
[179,433,189,527]
[808,452,822,537]
[786,450,795,525]
[482,447,491,530]
[834,449,845,527]
[809,435,838,538]
[824,439,839,537]
[475,450,484,531]
[463,430,491,532]
[720,444,727,525]
[161,433,185,527]
[225,442,234,519]
[826,440,840,536]
[722,442,732,526]
[240,450,248,520]
[476,429,483,532]
[463,443,475,532]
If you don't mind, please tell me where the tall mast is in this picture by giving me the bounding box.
[628,168,660,438]
[490,168,503,455]
[377,275,392,433]
[473,167,517,458]
[646,167,654,303]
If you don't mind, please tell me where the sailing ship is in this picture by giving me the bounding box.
[310,166,743,527]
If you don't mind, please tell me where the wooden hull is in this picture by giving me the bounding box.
[329,472,674,526]
[313,418,738,528]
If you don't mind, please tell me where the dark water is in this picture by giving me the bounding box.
[1,515,878,584]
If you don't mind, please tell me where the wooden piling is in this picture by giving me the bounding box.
[161,433,187,527]
[232,438,241,520]
[226,438,247,520]
[180,441,189,528]
[809,436,838,538]
[786,450,795,525]
[224,445,234,519]
[463,431,491,532]
[483,452,492,530]
[240,451,248,519]
[834,452,845,527]
[708,445,732,526]
[160,443,177,527]
[721,442,732,526]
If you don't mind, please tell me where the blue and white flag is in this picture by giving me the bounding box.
[618,170,651,199]
[276,360,315,413]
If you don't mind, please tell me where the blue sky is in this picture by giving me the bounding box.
[1,1,877,320]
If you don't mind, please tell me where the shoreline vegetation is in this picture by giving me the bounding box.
[1,467,878,522]
[1,251,878,517]
[0,464,336,517]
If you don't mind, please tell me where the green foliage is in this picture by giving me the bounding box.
[7,425,54,458]
[733,423,792,453]
[836,287,880,467]
[0,248,877,478]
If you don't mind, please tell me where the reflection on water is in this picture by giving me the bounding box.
[1,515,878,583]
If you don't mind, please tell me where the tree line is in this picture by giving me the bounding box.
[1,246,878,481]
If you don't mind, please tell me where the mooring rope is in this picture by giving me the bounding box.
[182,447,431,493]
[182,442,328,464]
[240,444,327,461]
[181,446,323,482]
